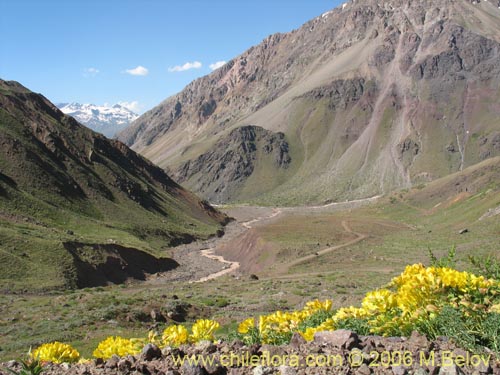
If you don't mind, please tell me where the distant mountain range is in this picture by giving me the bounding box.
[119,0,500,205]
[58,102,138,138]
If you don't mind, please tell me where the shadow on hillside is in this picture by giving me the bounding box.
[63,242,178,288]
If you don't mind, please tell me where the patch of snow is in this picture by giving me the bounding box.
[342,3,348,10]
[58,102,139,137]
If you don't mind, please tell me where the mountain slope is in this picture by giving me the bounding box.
[119,0,500,204]
[58,102,138,137]
[0,80,228,292]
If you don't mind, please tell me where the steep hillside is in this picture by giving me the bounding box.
[119,0,500,204]
[0,80,228,292]
[172,125,291,202]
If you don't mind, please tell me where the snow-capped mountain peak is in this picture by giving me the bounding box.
[57,102,138,137]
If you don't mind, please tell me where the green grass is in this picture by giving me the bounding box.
[1,141,499,362]
[0,86,226,292]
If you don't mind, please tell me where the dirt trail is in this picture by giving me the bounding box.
[147,195,382,285]
[241,208,282,229]
[193,195,381,282]
[278,220,368,273]
[193,249,240,283]
[192,208,282,282]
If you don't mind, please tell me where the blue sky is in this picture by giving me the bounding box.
[0,0,341,114]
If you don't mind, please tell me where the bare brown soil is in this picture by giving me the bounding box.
[146,196,382,284]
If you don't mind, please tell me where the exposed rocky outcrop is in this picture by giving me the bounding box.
[173,126,291,203]
[3,331,497,374]
[118,0,500,204]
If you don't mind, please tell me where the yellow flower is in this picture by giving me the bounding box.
[238,318,255,334]
[148,330,161,346]
[190,319,220,343]
[162,325,189,347]
[362,289,396,313]
[300,327,317,341]
[333,306,368,321]
[316,317,336,331]
[304,299,333,313]
[92,336,142,359]
[32,342,80,364]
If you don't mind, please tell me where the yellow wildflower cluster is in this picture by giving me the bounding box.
[27,264,500,363]
[161,324,189,347]
[31,342,80,364]
[237,299,333,344]
[92,336,143,359]
[190,319,220,342]
[365,264,499,334]
[148,319,221,348]
[236,264,500,342]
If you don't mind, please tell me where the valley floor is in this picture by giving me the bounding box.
[0,186,499,361]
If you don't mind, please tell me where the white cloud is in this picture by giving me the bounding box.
[209,61,226,71]
[168,61,202,72]
[83,67,99,77]
[117,101,141,113]
[125,66,149,76]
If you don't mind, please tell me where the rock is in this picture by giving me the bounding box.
[408,330,429,350]
[150,308,166,322]
[4,360,17,369]
[290,332,306,349]
[166,370,181,375]
[77,366,92,375]
[165,301,190,322]
[93,357,104,367]
[60,363,71,370]
[135,363,152,375]
[66,230,74,235]
[117,357,132,372]
[196,340,217,354]
[458,228,468,234]
[249,274,259,280]
[105,354,120,368]
[413,369,429,375]
[313,329,359,349]
[278,365,297,375]
[473,358,492,374]
[141,343,162,361]
[355,363,372,375]
[204,360,226,375]
[392,366,408,375]
[260,344,287,358]
[253,366,273,375]
[228,340,244,352]
[181,363,208,375]
[438,365,465,375]
[228,368,246,375]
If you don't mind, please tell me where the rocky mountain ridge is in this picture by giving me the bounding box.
[119,0,500,204]
[171,125,291,203]
[58,102,138,137]
[0,79,227,291]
